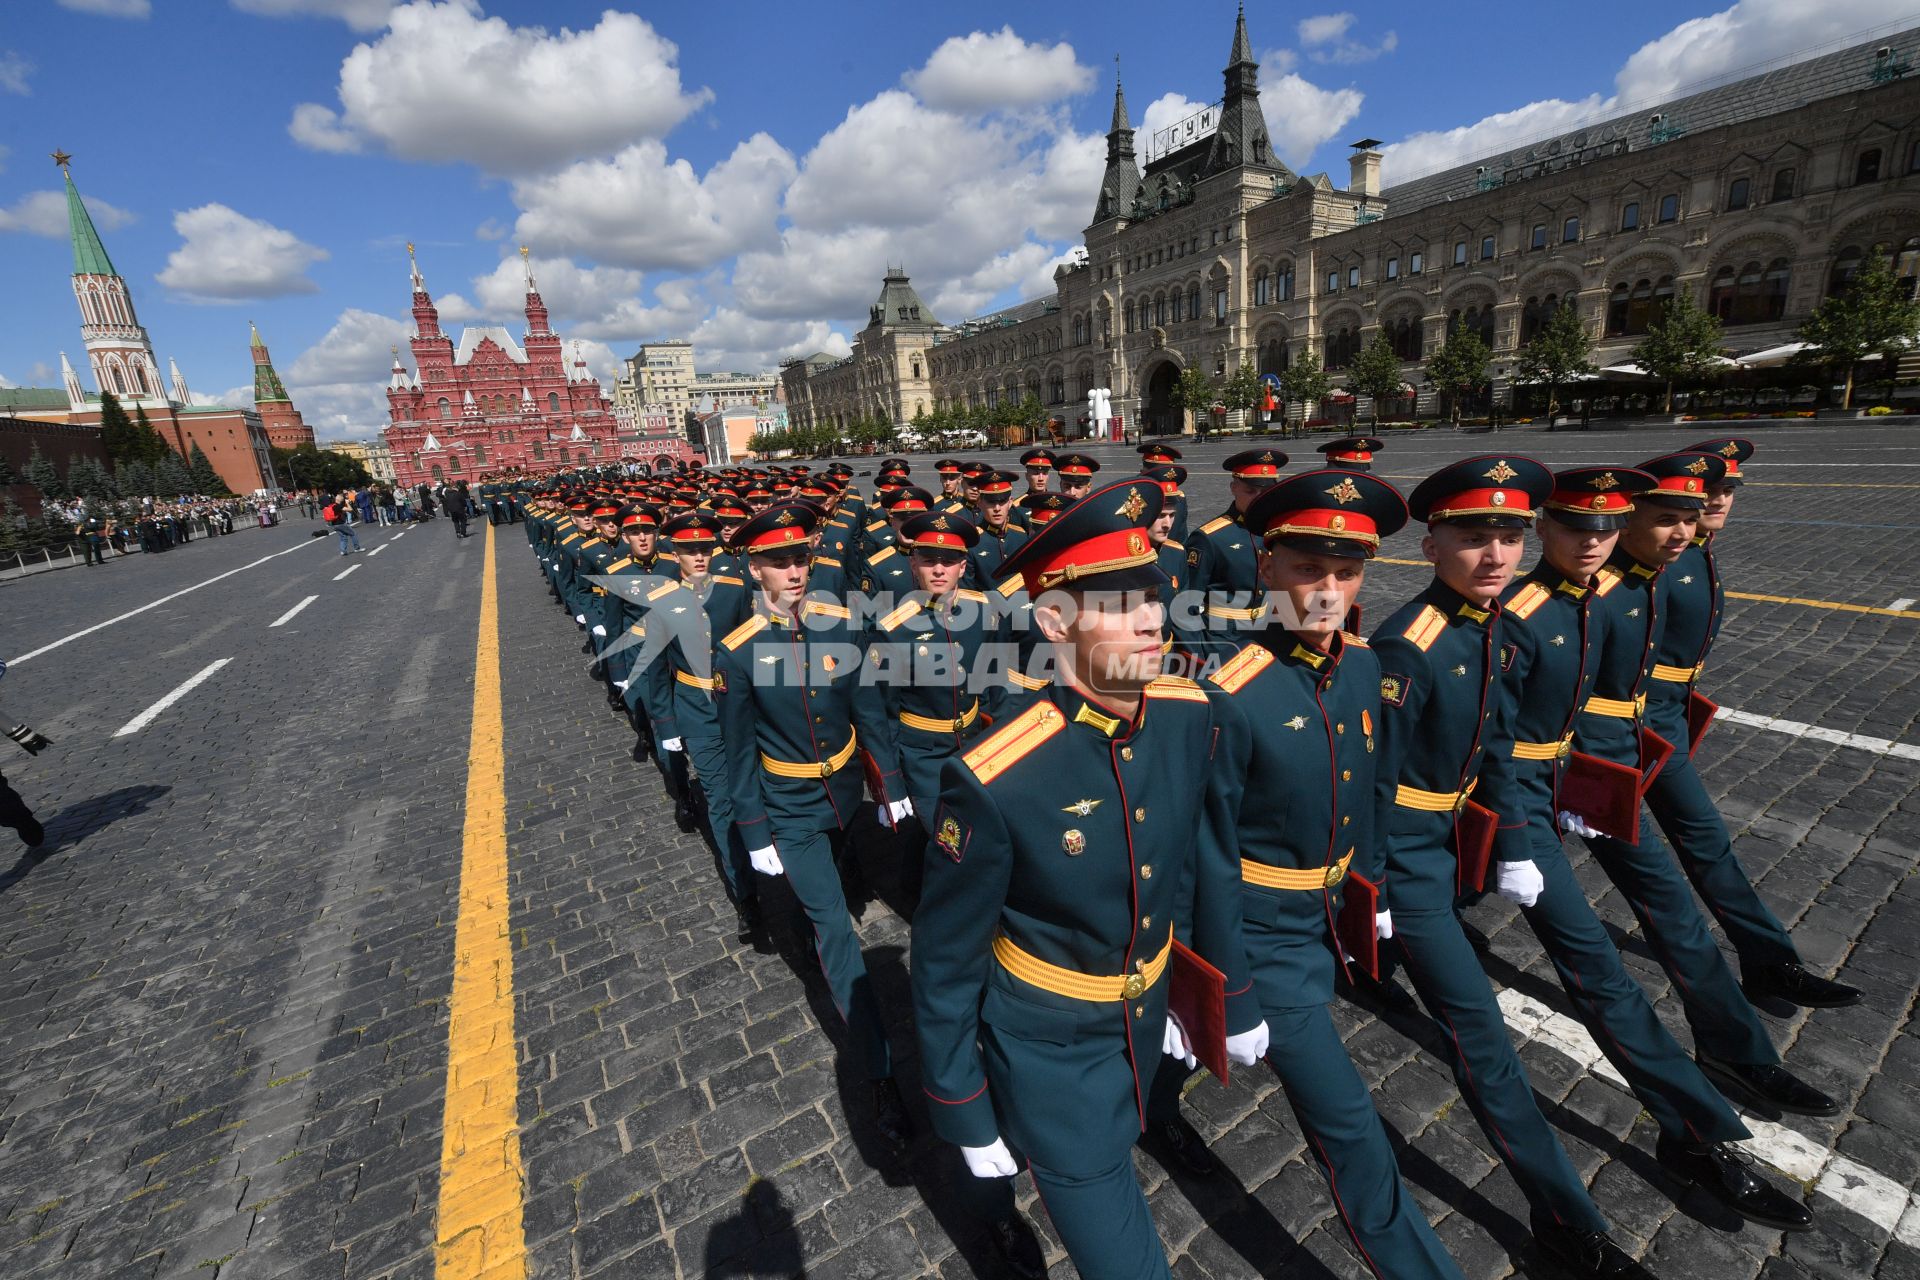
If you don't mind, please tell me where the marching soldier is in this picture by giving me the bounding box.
[1570,452,1840,1118]
[1143,465,1192,655]
[1476,467,1810,1231]
[1653,438,1859,1008]
[913,476,1267,1280]
[858,487,935,598]
[1204,469,1461,1277]
[1371,456,1652,1279]
[966,470,1028,591]
[639,512,759,937]
[933,458,968,513]
[0,661,49,849]
[714,504,914,1148]
[1013,447,1056,524]
[1053,453,1100,501]
[1317,436,1385,473]
[1136,443,1187,541]
[1185,449,1285,643]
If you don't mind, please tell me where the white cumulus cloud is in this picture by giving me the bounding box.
[284,307,411,437]
[0,189,136,238]
[56,0,149,16]
[288,1,711,174]
[156,204,328,302]
[904,27,1094,113]
[1139,56,1363,174]
[1297,12,1396,63]
[229,0,396,31]
[0,52,32,95]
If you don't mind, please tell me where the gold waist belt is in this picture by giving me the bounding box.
[760,734,858,779]
[993,929,1173,1002]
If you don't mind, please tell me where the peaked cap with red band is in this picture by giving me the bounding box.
[1247,468,1407,559]
[996,477,1165,594]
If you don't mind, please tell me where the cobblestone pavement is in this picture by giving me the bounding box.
[0,424,1916,1279]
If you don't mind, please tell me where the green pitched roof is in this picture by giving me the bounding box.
[65,171,118,278]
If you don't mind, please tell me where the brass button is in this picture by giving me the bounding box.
[1121,746,1134,761]
[1342,815,1351,826]
[1141,915,1152,929]
[1341,770,1352,781]
[1135,1005,1145,1018]
[1133,807,1146,822]
[1336,723,1345,734]
[1140,865,1153,879]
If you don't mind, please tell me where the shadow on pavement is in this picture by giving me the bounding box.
[0,784,170,892]
[703,1178,809,1277]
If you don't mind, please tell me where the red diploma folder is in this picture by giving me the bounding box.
[1686,691,1719,754]
[1638,727,1676,791]
[1336,872,1381,981]
[1560,750,1643,843]
[1168,939,1230,1085]
[1451,798,1498,895]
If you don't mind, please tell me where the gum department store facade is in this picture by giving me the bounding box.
[783,15,1920,435]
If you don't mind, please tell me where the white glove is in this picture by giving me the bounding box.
[1225,1020,1270,1067]
[1496,859,1546,907]
[1558,810,1602,838]
[661,737,683,753]
[878,797,915,828]
[748,844,784,876]
[1375,910,1394,941]
[574,613,586,625]
[613,679,630,691]
[961,1139,1018,1179]
[1162,1013,1198,1068]
[591,624,606,637]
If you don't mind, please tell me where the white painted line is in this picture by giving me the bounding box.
[366,543,389,558]
[113,658,230,738]
[6,538,322,666]
[269,595,318,628]
[1891,598,1916,612]
[1715,706,1920,761]
[333,563,360,581]
[1496,986,1920,1235]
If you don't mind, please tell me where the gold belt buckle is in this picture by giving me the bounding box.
[1634,692,1647,715]
[1452,791,1470,814]
[817,761,833,778]
[1322,863,1342,887]
[1557,738,1573,762]
[1122,972,1147,1000]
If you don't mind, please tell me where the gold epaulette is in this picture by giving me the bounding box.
[1008,669,1048,690]
[1593,565,1624,597]
[867,546,897,565]
[712,574,744,587]
[560,532,583,544]
[804,600,851,621]
[721,615,768,650]
[606,557,634,572]
[1507,582,1551,620]
[956,588,988,604]
[1200,516,1232,536]
[878,599,923,632]
[963,700,1065,784]
[646,582,680,602]
[1208,644,1274,694]
[865,519,887,532]
[1144,675,1208,703]
[1401,605,1447,651]
[1161,539,1185,552]
[813,556,841,568]
[1340,630,1369,647]
[995,576,1023,599]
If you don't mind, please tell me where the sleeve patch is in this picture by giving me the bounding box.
[1380,673,1409,707]
[1500,643,1517,672]
[932,805,971,863]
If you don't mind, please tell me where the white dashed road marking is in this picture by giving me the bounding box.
[1715,707,1920,762]
[112,658,231,738]
[269,595,318,628]
[333,563,360,581]
[1891,597,1916,611]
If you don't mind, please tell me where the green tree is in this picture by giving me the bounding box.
[1632,294,1727,413]
[1219,363,1265,431]
[1797,251,1920,408]
[156,451,193,498]
[97,391,137,464]
[70,456,116,504]
[1278,349,1335,429]
[1169,365,1215,435]
[23,444,65,501]
[0,453,15,488]
[1512,303,1595,418]
[187,442,227,496]
[132,406,169,465]
[1347,332,1407,427]
[1423,331,1492,424]
[125,458,155,497]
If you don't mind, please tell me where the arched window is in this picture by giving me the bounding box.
[1049,372,1064,403]
[1389,314,1423,360]
[1708,267,1737,320]
[1658,194,1679,223]
[1620,201,1640,231]
[1153,296,1166,327]
[1324,324,1360,369]
[1563,216,1580,242]
[1726,178,1750,211]
[1611,276,1673,335]
[1857,149,1883,184]
[1446,305,1495,348]
[1170,292,1182,324]
[1771,169,1796,202]
[1277,262,1295,300]
[1714,263,1784,325]
[437,397,451,419]
[548,392,560,412]
[1253,269,1269,306]
[1531,224,1548,250]
[472,444,488,466]
[1187,285,1201,319]
[1828,246,1862,296]
[109,364,125,394]
[1258,336,1289,377]
[1124,300,1135,333]
[133,364,149,395]
[1520,294,1563,346]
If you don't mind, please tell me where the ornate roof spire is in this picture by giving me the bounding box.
[1110,56,1130,133]
[60,157,119,278]
[520,244,535,291]
[407,241,424,292]
[1230,2,1254,67]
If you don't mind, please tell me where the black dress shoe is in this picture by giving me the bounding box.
[17,819,44,849]
[630,737,651,765]
[735,897,766,942]
[1150,1118,1221,1178]
[1696,1052,1840,1117]
[1352,969,1418,1013]
[1744,962,1863,1009]
[1531,1216,1655,1278]
[1655,1134,1813,1231]
[870,1077,914,1149]
[1459,920,1493,955]
[986,1213,1046,1279]
[673,798,699,834]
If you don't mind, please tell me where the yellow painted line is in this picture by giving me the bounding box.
[1745,481,1920,489]
[1377,556,1427,567]
[1725,590,1920,619]
[435,521,526,1280]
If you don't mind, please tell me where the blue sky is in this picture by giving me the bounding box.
[3,0,1917,440]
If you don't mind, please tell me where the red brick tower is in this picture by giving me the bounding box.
[250,322,314,450]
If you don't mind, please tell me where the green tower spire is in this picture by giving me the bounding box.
[251,322,291,404]
[60,159,119,278]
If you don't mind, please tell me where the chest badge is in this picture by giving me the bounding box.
[1680,575,1694,584]
[1062,798,1103,816]
[1550,635,1566,646]
[1284,715,1307,730]
[1062,829,1087,856]
[758,654,779,665]
[821,654,838,671]
[1451,664,1468,677]
[1627,607,1641,618]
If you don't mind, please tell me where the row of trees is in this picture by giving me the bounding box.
[268,443,372,493]
[4,440,226,504]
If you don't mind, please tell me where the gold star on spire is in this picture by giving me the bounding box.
[51,149,72,169]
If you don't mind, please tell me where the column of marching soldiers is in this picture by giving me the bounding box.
[505,434,1858,1280]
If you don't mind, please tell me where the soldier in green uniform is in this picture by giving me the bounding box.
[933,459,968,513]
[1371,457,1652,1279]
[913,476,1266,1280]
[1652,438,1859,1008]
[1136,443,1187,542]
[1143,465,1191,659]
[1475,466,1811,1231]
[76,509,109,567]
[1013,448,1056,524]
[1053,453,1100,501]
[714,504,913,1147]
[1203,469,1462,1278]
[966,471,1028,591]
[1185,449,1285,643]
[857,487,933,599]
[1316,436,1385,472]
[1570,453,1840,1118]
